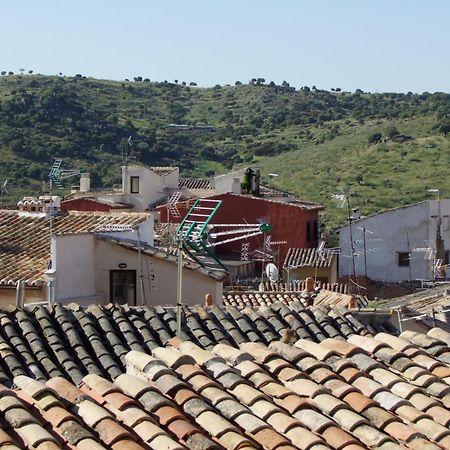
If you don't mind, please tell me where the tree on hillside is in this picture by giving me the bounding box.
[235,81,242,86]
[28,70,33,75]
[438,118,450,135]
[368,132,382,145]
[386,126,400,140]
[1,71,6,76]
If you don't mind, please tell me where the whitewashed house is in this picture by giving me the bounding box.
[338,200,450,282]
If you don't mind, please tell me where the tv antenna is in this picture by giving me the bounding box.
[174,199,272,336]
[332,189,360,294]
[0,180,9,208]
[47,160,81,274]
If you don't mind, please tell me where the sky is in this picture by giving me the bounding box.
[1,0,450,93]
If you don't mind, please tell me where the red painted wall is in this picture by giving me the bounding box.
[61,198,110,212]
[159,193,319,264]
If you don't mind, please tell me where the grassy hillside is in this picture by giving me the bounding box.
[0,73,449,229]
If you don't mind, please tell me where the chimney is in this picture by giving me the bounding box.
[231,177,241,194]
[204,293,213,306]
[251,168,260,195]
[80,173,90,193]
[351,208,361,220]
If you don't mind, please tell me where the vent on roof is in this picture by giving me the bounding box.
[17,196,60,216]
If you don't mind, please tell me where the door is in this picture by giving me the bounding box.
[110,270,136,305]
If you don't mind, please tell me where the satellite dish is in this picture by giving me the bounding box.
[265,263,279,282]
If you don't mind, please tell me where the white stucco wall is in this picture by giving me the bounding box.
[51,234,222,306]
[339,200,450,282]
[52,234,97,303]
[214,169,246,195]
[96,216,154,245]
[94,239,222,306]
[121,165,165,211]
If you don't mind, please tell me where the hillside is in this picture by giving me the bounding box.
[0,73,449,228]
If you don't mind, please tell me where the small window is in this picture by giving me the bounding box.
[306,222,311,242]
[398,252,410,267]
[313,220,318,241]
[110,270,136,305]
[130,176,140,193]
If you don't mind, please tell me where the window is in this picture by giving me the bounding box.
[398,252,410,267]
[110,270,136,305]
[313,220,318,241]
[306,222,311,242]
[130,176,140,193]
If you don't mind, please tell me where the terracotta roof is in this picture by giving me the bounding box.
[261,280,349,293]
[376,284,450,313]
[0,210,149,286]
[223,290,368,309]
[0,303,448,448]
[196,192,324,211]
[259,184,322,206]
[61,197,134,209]
[150,166,178,176]
[284,247,335,268]
[179,178,213,190]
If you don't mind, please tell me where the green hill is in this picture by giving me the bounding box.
[0,73,449,229]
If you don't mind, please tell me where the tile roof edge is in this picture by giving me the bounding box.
[96,236,227,281]
[196,192,324,210]
[337,200,431,229]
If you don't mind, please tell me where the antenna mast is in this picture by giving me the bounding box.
[0,180,9,208]
[47,160,81,277]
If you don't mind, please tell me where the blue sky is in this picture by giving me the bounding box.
[1,0,449,93]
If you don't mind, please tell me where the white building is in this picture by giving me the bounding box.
[338,200,450,282]
[0,210,224,307]
[66,164,180,212]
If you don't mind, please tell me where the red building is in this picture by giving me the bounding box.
[61,198,133,213]
[159,192,323,264]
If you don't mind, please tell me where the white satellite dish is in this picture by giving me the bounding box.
[265,263,279,282]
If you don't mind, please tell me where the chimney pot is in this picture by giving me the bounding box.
[80,173,90,193]
[205,293,213,306]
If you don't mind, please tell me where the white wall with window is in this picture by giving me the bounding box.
[121,164,180,211]
[339,200,450,282]
[50,232,223,306]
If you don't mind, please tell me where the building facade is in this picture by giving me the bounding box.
[338,200,450,282]
[159,192,322,265]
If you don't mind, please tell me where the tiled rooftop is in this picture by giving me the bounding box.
[149,166,178,176]
[260,281,349,294]
[223,290,368,309]
[0,210,149,286]
[179,178,213,190]
[284,248,335,269]
[0,302,449,448]
[376,284,450,314]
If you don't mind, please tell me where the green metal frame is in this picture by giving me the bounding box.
[176,199,228,273]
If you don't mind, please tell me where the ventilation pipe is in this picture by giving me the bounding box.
[15,280,25,309]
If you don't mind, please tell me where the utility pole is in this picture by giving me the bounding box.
[346,193,359,294]
[176,239,183,337]
[362,227,368,278]
[406,232,412,293]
